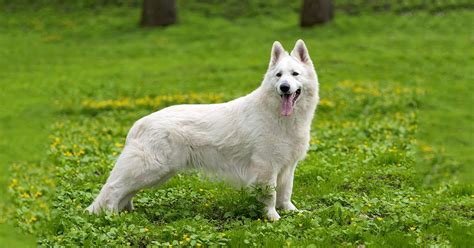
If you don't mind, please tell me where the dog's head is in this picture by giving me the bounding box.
[262,40,318,117]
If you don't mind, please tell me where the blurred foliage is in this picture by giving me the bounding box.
[1,0,473,17]
[336,0,474,14]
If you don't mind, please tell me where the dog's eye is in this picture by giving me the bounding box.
[276,72,282,77]
[292,72,299,76]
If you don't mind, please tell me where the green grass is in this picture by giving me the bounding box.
[0,6,473,246]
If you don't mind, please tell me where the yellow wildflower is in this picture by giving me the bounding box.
[337,80,353,88]
[29,216,37,223]
[376,217,383,221]
[64,151,73,157]
[20,192,30,198]
[34,191,42,197]
[421,145,433,153]
[51,137,60,147]
[82,93,223,110]
[368,88,381,96]
[319,99,335,107]
[352,86,365,93]
[9,179,18,189]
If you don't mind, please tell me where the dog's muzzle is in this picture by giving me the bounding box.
[280,88,301,116]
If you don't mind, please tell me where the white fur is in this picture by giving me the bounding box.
[86,40,319,221]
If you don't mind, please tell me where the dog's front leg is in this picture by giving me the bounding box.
[276,163,298,211]
[255,172,280,221]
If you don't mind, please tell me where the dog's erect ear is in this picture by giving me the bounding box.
[291,39,312,65]
[270,41,284,67]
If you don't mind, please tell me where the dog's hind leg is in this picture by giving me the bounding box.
[117,167,177,212]
[87,145,177,214]
[119,191,137,212]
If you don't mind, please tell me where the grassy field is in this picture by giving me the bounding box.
[0,6,473,247]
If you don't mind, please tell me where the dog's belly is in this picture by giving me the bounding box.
[187,143,257,184]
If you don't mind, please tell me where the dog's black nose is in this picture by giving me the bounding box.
[280,83,290,93]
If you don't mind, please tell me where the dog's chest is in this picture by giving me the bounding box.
[257,124,310,164]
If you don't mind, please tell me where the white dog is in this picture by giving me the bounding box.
[87,40,319,220]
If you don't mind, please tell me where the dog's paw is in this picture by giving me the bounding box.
[266,208,281,221]
[278,201,298,211]
[85,204,102,215]
[85,205,96,214]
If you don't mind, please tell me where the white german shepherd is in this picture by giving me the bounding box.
[87,40,319,220]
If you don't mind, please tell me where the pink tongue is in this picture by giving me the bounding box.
[281,94,295,116]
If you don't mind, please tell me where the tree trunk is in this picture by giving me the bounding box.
[300,0,334,27]
[140,0,177,27]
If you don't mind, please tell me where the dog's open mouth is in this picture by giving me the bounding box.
[280,88,301,116]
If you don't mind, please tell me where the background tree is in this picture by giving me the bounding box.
[300,0,334,27]
[140,0,177,27]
